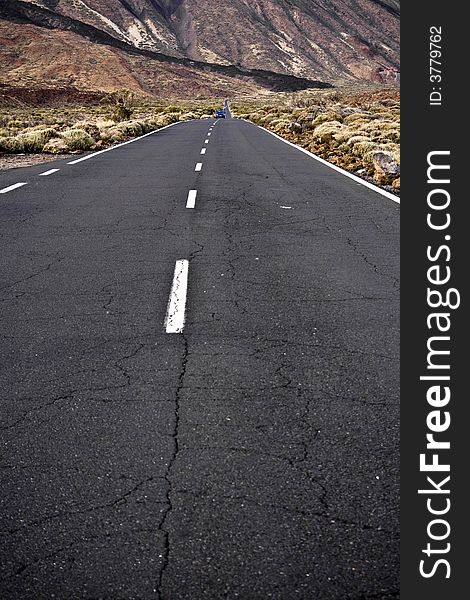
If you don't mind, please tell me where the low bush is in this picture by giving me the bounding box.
[0,136,24,153]
[0,128,57,153]
[72,121,101,140]
[60,129,95,151]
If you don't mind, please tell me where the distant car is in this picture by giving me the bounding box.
[215,110,226,119]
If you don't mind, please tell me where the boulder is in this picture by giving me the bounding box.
[42,137,68,154]
[372,151,400,184]
[287,122,303,133]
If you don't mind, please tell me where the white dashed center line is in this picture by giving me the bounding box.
[195,163,203,172]
[205,139,209,144]
[186,190,197,209]
[200,148,206,155]
[208,133,212,137]
[165,260,189,334]
[0,182,27,194]
[38,169,60,176]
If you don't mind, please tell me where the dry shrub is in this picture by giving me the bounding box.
[113,121,145,137]
[343,113,372,125]
[60,129,95,151]
[158,113,181,126]
[0,136,23,153]
[100,89,135,122]
[72,121,101,140]
[271,119,290,132]
[0,128,58,153]
[351,141,378,159]
[313,121,343,143]
[312,111,343,127]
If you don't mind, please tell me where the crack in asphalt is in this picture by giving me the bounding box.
[346,236,400,290]
[155,335,188,600]
[99,282,116,313]
[0,477,161,538]
[153,222,206,595]
[0,394,74,432]
[0,262,53,296]
[1,343,148,431]
[2,523,168,583]
[0,291,26,305]
[111,343,146,388]
[7,539,83,581]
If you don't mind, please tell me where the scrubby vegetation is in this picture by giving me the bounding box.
[100,89,136,122]
[231,87,400,192]
[0,96,218,157]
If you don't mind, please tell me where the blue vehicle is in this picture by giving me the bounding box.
[215,109,226,119]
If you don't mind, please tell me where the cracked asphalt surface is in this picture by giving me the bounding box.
[0,117,399,599]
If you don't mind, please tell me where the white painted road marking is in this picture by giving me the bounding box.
[205,139,209,144]
[0,182,27,194]
[253,122,400,204]
[195,163,203,172]
[39,169,60,176]
[165,260,189,334]
[208,133,212,137]
[186,190,197,209]
[200,148,206,155]
[280,206,292,209]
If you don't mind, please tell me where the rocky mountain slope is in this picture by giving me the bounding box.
[23,0,399,82]
[0,0,333,97]
[0,0,399,99]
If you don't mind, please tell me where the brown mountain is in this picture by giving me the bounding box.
[0,0,399,98]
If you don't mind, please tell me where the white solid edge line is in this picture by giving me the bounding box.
[0,182,27,194]
[186,189,197,209]
[165,260,189,334]
[200,148,206,155]
[38,168,60,176]
[240,120,400,204]
[67,120,194,165]
[195,163,203,171]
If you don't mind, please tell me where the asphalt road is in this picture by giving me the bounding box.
[0,116,400,599]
